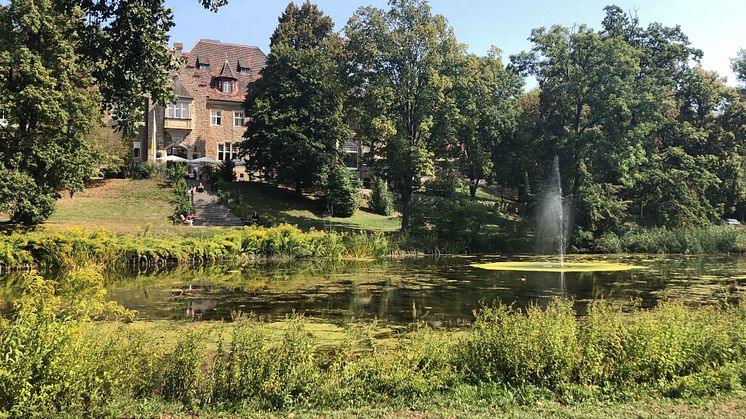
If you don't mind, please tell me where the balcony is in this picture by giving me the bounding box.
[164,117,192,130]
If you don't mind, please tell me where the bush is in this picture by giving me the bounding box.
[217,159,236,183]
[458,300,579,388]
[325,162,360,218]
[370,177,394,216]
[424,162,461,198]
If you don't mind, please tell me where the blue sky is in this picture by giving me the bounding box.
[166,0,746,87]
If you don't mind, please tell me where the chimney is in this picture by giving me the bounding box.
[173,42,184,57]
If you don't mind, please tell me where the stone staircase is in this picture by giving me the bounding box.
[190,182,244,227]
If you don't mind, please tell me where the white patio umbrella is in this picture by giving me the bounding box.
[156,155,189,162]
[190,157,221,164]
[231,159,246,166]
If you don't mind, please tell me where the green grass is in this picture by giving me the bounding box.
[221,182,401,232]
[46,179,175,233]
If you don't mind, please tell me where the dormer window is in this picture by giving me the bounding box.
[198,63,210,70]
[239,66,251,75]
[221,80,233,94]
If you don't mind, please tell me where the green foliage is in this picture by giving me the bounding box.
[345,0,461,231]
[325,162,360,218]
[269,1,334,50]
[459,300,579,388]
[596,226,743,254]
[441,50,522,198]
[0,0,227,225]
[243,4,347,196]
[370,177,394,216]
[507,6,746,236]
[166,164,187,184]
[424,162,461,198]
[4,289,746,416]
[0,225,393,269]
[217,159,235,183]
[171,177,194,219]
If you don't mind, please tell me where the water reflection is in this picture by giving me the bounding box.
[2,254,745,327]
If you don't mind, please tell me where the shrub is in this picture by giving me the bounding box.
[424,162,461,198]
[217,159,236,183]
[370,177,394,216]
[458,299,579,388]
[325,162,360,218]
[166,164,188,184]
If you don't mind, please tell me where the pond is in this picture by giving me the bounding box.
[2,254,745,327]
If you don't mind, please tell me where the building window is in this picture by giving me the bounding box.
[221,81,233,94]
[234,111,245,127]
[166,102,189,119]
[230,142,238,160]
[133,141,141,159]
[239,66,251,74]
[198,63,209,70]
[342,143,358,169]
[218,142,239,161]
[211,110,222,126]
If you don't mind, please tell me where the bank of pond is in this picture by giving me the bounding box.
[1,224,745,271]
[1,254,746,416]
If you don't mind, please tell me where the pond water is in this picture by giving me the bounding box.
[2,254,746,327]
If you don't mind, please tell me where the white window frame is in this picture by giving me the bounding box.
[210,110,222,126]
[166,102,189,119]
[234,111,245,127]
[217,143,225,161]
[222,81,233,94]
[133,141,142,159]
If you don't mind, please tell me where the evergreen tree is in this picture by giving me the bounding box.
[370,177,394,216]
[242,2,348,196]
[325,161,360,218]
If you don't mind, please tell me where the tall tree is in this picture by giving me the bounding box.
[0,0,226,224]
[442,49,521,198]
[242,2,349,196]
[345,0,462,231]
[269,1,334,50]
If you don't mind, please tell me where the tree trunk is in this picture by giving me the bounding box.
[469,178,479,199]
[400,190,411,233]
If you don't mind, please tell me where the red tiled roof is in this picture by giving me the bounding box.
[180,39,267,103]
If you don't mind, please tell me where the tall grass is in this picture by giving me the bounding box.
[596,226,746,254]
[0,225,393,269]
[3,274,746,416]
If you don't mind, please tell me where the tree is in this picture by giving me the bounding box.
[325,161,360,217]
[508,5,722,235]
[0,0,227,224]
[370,177,394,216]
[731,49,746,92]
[270,1,334,50]
[444,49,521,198]
[242,2,349,196]
[345,0,462,231]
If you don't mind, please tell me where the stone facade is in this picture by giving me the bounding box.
[133,39,266,178]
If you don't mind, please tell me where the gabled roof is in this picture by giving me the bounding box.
[173,77,193,99]
[178,39,267,103]
[186,39,265,76]
[218,57,238,79]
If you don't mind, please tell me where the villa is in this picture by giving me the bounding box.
[133,38,370,183]
[133,39,266,178]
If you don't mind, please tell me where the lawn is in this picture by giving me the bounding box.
[45,178,176,233]
[221,182,402,232]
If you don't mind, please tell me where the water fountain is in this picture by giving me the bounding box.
[473,156,644,273]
